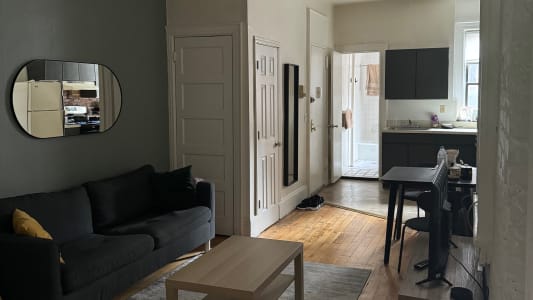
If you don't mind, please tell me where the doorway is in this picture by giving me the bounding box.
[341,52,380,179]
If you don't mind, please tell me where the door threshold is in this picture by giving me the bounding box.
[341,176,379,181]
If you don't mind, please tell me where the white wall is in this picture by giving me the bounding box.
[477,0,533,297]
[166,0,246,27]
[247,0,334,218]
[334,0,479,123]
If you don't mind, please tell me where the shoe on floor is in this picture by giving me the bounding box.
[297,195,323,211]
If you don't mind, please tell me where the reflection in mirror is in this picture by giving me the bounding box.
[283,64,299,186]
[12,60,122,138]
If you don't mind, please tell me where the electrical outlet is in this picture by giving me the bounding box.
[440,105,446,113]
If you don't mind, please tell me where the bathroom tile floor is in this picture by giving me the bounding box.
[343,160,379,179]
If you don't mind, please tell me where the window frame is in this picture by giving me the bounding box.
[453,22,480,120]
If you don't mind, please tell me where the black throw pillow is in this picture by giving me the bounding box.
[152,165,196,211]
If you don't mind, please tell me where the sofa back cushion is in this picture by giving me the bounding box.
[84,165,155,230]
[151,165,196,211]
[0,187,93,244]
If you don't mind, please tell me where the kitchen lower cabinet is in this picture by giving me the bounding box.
[381,133,477,175]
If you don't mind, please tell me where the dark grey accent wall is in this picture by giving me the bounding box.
[0,0,169,197]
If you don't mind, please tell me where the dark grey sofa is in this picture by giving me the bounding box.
[0,165,215,300]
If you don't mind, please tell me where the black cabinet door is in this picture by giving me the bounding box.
[385,50,417,99]
[26,60,45,81]
[44,60,63,81]
[79,63,96,82]
[382,143,409,174]
[63,62,80,81]
[415,48,449,99]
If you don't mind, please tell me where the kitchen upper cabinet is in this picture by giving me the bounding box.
[63,62,80,81]
[79,63,96,82]
[385,50,417,99]
[385,48,449,99]
[26,60,62,81]
[416,48,449,99]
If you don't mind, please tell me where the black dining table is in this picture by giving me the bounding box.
[379,166,477,265]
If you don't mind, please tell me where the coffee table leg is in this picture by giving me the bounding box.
[294,252,304,300]
[165,282,178,300]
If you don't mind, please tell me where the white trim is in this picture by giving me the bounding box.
[254,36,280,48]
[280,185,308,218]
[165,24,245,235]
[453,21,480,118]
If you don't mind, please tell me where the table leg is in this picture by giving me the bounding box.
[165,282,179,300]
[294,251,304,300]
[384,183,398,265]
[394,184,405,240]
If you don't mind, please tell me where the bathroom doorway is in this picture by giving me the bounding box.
[341,52,380,179]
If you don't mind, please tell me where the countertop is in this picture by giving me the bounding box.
[382,127,477,135]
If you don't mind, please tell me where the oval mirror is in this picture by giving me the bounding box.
[12,60,122,138]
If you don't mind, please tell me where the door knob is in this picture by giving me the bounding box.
[274,142,281,147]
[328,124,339,128]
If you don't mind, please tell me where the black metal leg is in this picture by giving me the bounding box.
[398,223,408,273]
[384,183,398,265]
[395,185,405,240]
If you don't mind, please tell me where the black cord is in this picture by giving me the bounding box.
[449,252,483,293]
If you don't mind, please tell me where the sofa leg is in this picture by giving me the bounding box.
[204,240,211,252]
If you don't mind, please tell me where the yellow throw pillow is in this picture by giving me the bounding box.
[12,208,65,264]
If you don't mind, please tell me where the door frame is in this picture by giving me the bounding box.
[251,36,282,237]
[334,43,387,176]
[166,24,247,235]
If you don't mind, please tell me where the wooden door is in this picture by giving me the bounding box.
[309,46,329,194]
[172,35,234,235]
[252,41,281,236]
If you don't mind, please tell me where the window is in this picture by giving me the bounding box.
[464,30,479,109]
[453,22,480,121]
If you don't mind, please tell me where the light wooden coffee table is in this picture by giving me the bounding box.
[166,235,303,299]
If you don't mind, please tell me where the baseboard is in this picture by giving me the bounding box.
[280,185,308,218]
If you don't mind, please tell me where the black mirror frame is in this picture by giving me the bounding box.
[283,64,299,186]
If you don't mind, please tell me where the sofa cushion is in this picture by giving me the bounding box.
[60,234,154,293]
[102,206,211,249]
[85,165,156,230]
[152,165,196,211]
[0,187,93,244]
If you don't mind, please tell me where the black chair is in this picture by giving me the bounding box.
[397,191,432,273]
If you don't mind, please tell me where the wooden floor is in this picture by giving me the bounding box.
[260,205,416,300]
[116,205,415,299]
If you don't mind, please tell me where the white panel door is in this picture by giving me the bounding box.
[173,36,234,235]
[309,46,329,194]
[252,42,280,236]
[329,51,343,183]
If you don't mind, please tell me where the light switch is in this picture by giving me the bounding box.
[316,87,322,99]
[440,105,446,113]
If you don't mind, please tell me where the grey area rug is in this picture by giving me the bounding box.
[129,257,371,300]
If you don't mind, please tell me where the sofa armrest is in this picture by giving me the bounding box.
[196,181,215,213]
[0,234,62,300]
